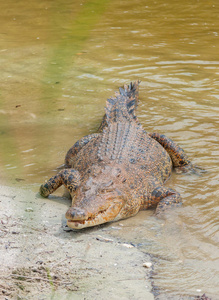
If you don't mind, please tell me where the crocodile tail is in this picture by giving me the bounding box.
[105,81,140,124]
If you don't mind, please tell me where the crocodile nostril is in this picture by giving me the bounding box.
[65,207,86,220]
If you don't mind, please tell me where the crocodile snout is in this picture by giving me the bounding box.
[65,207,86,220]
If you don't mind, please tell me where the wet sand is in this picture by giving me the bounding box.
[0,185,154,299]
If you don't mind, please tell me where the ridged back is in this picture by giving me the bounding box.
[97,122,146,163]
[105,81,140,125]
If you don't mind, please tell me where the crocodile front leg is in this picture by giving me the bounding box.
[151,186,182,214]
[65,133,100,167]
[40,169,80,197]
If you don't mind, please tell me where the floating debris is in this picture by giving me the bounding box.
[121,243,134,248]
[143,262,152,268]
[96,235,113,243]
[25,208,33,212]
[194,294,211,300]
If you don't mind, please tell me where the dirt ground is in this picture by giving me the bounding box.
[0,185,154,300]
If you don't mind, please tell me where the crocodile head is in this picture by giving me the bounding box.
[65,166,130,229]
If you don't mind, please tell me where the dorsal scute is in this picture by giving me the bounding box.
[105,81,140,125]
[98,122,145,163]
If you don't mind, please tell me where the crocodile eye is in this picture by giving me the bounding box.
[112,168,121,177]
[83,186,90,192]
[98,181,114,193]
[104,180,113,187]
[99,187,114,193]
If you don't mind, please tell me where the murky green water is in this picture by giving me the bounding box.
[1,0,219,298]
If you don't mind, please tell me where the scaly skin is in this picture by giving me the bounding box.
[40,81,197,229]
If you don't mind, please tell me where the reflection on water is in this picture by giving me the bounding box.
[0,0,219,298]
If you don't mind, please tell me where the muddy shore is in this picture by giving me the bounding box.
[0,185,154,299]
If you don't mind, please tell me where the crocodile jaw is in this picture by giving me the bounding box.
[66,201,123,229]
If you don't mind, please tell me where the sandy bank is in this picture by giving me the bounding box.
[0,185,154,299]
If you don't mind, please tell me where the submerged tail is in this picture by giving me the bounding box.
[105,81,140,124]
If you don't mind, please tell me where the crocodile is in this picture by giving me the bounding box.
[40,81,197,229]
